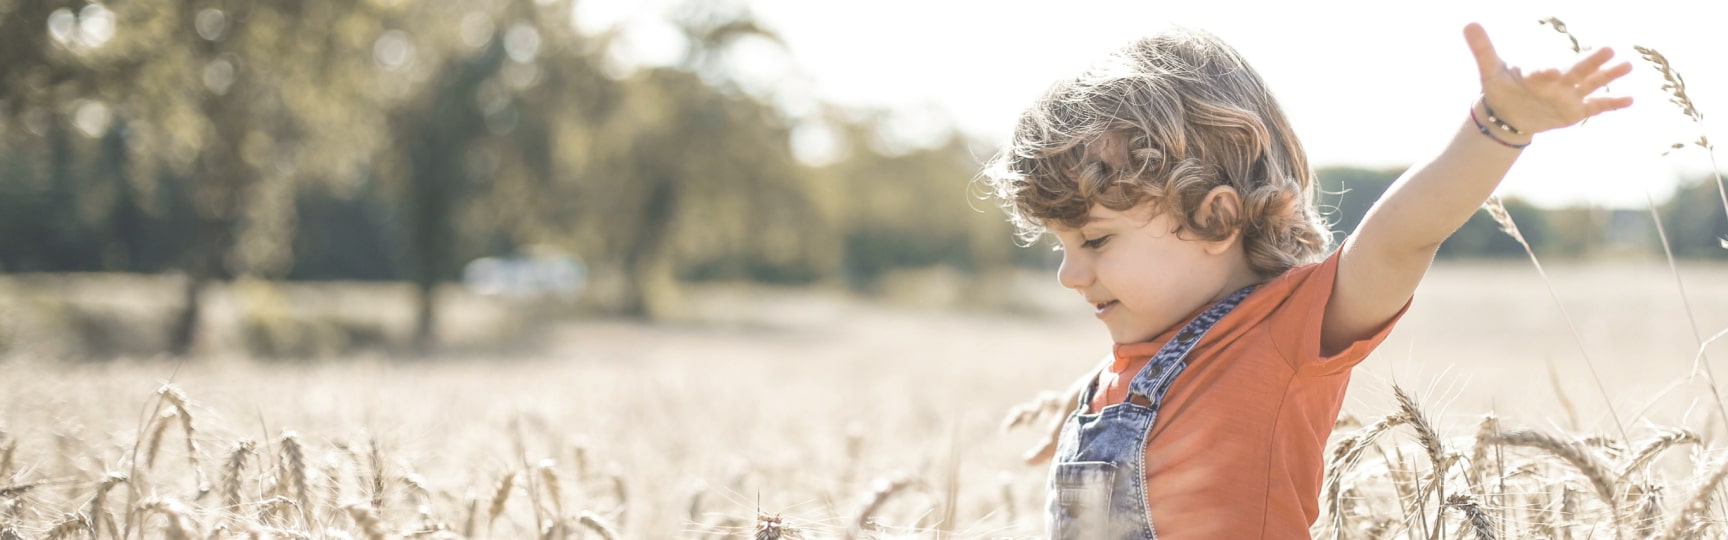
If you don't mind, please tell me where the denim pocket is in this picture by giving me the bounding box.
[1049,461,1116,540]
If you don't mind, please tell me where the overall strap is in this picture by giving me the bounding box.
[1125,285,1256,407]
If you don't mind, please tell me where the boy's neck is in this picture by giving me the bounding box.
[1209,253,1265,304]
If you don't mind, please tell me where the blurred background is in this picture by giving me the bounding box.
[0,0,1721,361]
[2,1,1727,536]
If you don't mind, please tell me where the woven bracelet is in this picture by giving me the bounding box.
[1480,95,1525,135]
[1469,106,1530,150]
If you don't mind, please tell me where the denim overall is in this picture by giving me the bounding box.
[1045,286,1254,540]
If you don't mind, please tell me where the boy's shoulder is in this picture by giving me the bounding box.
[1250,247,1341,310]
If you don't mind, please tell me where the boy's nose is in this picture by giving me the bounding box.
[1057,251,1092,291]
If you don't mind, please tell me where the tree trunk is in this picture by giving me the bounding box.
[413,280,438,353]
[168,208,231,356]
[618,172,681,318]
[166,271,205,356]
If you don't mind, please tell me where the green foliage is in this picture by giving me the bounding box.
[0,0,1722,347]
[1318,166,1557,258]
[1660,176,1728,259]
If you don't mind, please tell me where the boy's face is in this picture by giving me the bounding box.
[1052,203,1236,345]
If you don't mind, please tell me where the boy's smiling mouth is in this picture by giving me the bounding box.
[1093,299,1119,315]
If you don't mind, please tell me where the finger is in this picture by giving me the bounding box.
[1584,95,1635,116]
[1527,67,1564,86]
[1561,47,1615,86]
[1462,23,1504,81]
[1580,60,1634,93]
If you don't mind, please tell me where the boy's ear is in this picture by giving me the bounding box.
[1196,185,1243,255]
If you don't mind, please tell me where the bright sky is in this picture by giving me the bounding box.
[575,0,1723,209]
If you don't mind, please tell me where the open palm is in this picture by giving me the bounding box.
[1464,22,1634,135]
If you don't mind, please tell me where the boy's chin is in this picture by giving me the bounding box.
[1105,326,1158,346]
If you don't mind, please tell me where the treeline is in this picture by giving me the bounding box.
[1,1,1721,353]
[0,0,1025,353]
[1316,168,1726,260]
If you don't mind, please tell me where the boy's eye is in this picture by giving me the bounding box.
[1081,235,1111,249]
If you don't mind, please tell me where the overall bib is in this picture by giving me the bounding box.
[1045,286,1254,540]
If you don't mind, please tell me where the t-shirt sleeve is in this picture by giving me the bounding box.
[1268,245,1412,377]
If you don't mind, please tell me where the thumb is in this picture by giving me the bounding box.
[1463,22,1503,82]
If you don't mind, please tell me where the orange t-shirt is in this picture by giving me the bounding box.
[1083,248,1408,539]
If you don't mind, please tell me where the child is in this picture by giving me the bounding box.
[981,22,1633,539]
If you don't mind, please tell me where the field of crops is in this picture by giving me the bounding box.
[4,259,1728,539]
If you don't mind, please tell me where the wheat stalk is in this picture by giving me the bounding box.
[1381,444,1422,534]
[323,457,344,523]
[1656,456,1728,540]
[536,459,563,518]
[255,495,293,526]
[1487,428,1620,531]
[1630,483,1665,539]
[1633,46,1704,126]
[753,511,801,540]
[1537,17,1582,53]
[1000,391,1063,431]
[251,524,314,540]
[223,440,257,511]
[139,496,200,540]
[460,492,480,539]
[89,471,126,540]
[280,431,310,512]
[1632,44,1728,441]
[144,407,176,468]
[1445,493,1496,540]
[156,385,209,496]
[0,435,14,482]
[43,512,88,540]
[847,473,915,540]
[687,481,707,525]
[570,444,589,481]
[0,481,40,498]
[1326,411,1414,532]
[343,502,388,540]
[1619,428,1702,479]
[577,510,619,540]
[607,473,629,530]
[365,437,384,513]
[1466,414,1500,492]
[486,471,514,530]
[1389,384,1453,540]
[1639,191,1728,444]
[1484,196,1629,445]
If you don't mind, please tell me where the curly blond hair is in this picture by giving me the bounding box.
[980,26,1330,278]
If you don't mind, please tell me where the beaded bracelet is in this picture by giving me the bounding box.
[1480,95,1525,135]
[1469,104,1530,150]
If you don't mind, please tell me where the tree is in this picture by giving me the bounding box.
[1661,174,1728,259]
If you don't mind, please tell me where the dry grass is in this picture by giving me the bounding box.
[1,260,1726,538]
[1,18,1727,540]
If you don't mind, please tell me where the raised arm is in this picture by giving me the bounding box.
[1320,22,1635,356]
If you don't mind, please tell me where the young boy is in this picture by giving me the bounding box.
[981,23,1633,538]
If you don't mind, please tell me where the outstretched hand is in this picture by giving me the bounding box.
[1463,22,1635,136]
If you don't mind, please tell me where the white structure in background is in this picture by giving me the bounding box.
[461,246,585,299]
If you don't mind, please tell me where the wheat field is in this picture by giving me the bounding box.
[4,257,1728,539]
[2,25,1724,540]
